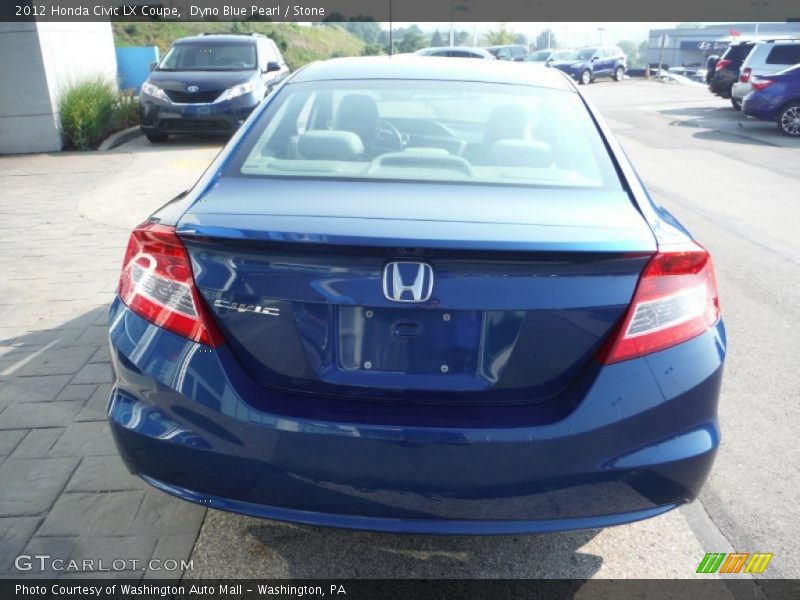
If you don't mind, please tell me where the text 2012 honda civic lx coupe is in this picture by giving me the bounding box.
[108,57,725,534]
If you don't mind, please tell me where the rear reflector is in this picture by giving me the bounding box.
[598,244,720,364]
[118,221,222,346]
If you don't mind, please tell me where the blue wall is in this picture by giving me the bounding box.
[116,46,159,93]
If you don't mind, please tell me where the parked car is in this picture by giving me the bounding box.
[667,66,706,83]
[486,44,528,61]
[414,46,495,59]
[550,45,627,84]
[139,33,290,143]
[731,39,800,110]
[742,64,800,136]
[109,56,724,534]
[706,54,720,83]
[525,48,574,66]
[708,41,755,99]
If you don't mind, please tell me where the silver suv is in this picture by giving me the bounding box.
[731,39,800,110]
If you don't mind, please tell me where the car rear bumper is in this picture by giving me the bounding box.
[709,72,736,97]
[742,92,776,120]
[731,82,751,101]
[108,297,725,534]
[139,93,259,135]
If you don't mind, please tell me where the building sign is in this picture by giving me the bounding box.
[679,40,730,51]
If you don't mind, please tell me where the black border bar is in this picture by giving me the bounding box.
[3,579,800,600]
[2,0,799,22]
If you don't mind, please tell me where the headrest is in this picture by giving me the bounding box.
[296,130,365,161]
[486,139,553,167]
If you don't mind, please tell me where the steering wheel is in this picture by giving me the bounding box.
[376,119,404,151]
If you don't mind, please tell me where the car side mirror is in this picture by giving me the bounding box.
[265,61,281,73]
[148,61,157,72]
[591,56,599,62]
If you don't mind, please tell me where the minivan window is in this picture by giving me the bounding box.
[227,79,623,190]
[159,42,257,71]
[766,45,800,65]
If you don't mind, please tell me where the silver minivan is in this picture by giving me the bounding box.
[731,39,800,110]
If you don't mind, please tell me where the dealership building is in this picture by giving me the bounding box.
[646,22,800,69]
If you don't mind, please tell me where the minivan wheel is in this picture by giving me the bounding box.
[580,70,592,85]
[778,102,800,137]
[614,66,625,81]
[731,98,742,111]
[145,132,170,143]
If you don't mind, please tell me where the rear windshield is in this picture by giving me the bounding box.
[722,43,754,63]
[159,42,256,71]
[225,80,623,190]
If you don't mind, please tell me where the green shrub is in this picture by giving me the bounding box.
[115,89,140,130]
[58,77,139,150]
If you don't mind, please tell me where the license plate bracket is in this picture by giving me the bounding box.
[337,307,481,374]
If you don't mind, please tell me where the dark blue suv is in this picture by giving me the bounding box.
[551,45,627,85]
[139,34,290,142]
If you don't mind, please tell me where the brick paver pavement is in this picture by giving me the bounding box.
[0,138,222,579]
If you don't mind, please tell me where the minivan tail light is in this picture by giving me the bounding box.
[751,79,774,91]
[715,58,731,71]
[598,244,720,364]
[740,67,752,83]
[118,222,222,347]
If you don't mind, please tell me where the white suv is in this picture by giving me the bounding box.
[731,39,800,110]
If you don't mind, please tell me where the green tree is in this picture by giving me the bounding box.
[617,39,646,68]
[638,40,648,66]
[431,30,443,47]
[397,25,427,53]
[455,31,470,45]
[514,33,528,47]
[344,21,380,45]
[535,29,557,50]
[361,43,384,56]
[486,23,516,45]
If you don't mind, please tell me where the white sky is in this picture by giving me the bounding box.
[384,22,680,46]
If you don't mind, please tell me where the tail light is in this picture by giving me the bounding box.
[598,244,720,364]
[118,221,222,347]
[740,67,751,83]
[751,79,774,91]
[715,58,731,71]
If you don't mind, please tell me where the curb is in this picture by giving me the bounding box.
[98,126,142,151]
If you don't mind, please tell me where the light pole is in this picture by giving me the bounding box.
[598,27,605,44]
[752,0,768,41]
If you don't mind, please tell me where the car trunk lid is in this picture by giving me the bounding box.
[177,178,656,404]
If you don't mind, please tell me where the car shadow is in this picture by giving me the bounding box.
[244,519,602,580]
[113,133,230,154]
[658,105,792,146]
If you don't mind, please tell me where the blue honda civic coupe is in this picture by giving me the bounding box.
[108,57,725,534]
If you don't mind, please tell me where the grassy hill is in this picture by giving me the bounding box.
[112,22,369,70]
